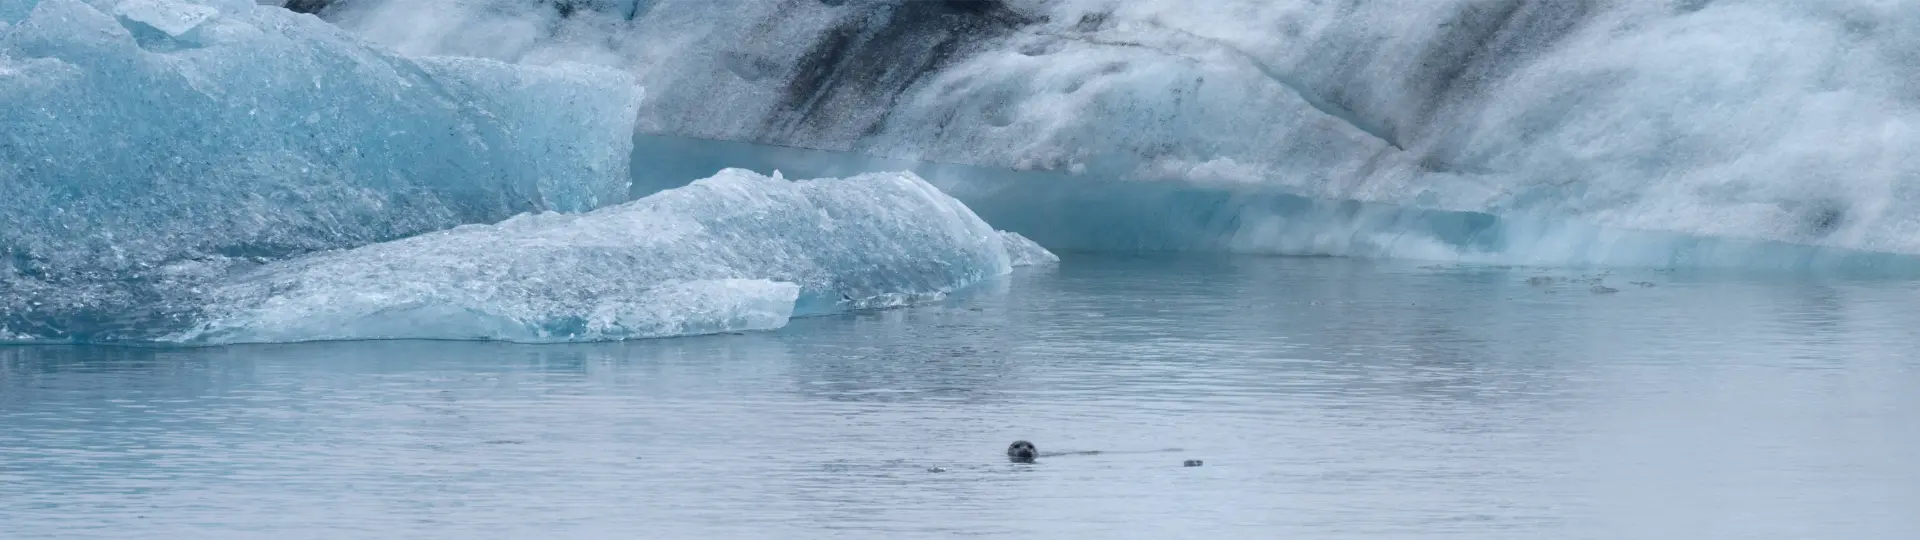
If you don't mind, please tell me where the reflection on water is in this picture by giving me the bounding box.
[4,255,1919,539]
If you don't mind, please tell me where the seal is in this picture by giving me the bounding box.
[1006,440,1037,462]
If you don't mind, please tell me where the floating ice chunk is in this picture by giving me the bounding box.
[1000,231,1059,267]
[114,0,217,38]
[169,169,1014,344]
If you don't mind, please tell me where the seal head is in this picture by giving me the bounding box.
[1007,440,1037,462]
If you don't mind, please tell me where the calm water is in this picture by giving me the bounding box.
[4,255,1919,539]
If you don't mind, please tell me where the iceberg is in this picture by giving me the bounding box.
[0,0,641,340]
[1,0,1056,344]
[168,169,1045,344]
[317,0,1920,264]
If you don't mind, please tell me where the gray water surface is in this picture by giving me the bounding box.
[4,255,1919,539]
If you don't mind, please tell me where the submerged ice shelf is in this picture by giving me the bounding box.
[170,169,1049,344]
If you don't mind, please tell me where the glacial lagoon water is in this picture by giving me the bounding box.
[4,254,1919,539]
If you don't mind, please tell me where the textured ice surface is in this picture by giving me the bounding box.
[323,0,1920,262]
[115,0,218,38]
[168,169,1028,344]
[1001,231,1059,267]
[0,0,641,340]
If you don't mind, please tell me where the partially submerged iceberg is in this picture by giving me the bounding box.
[169,169,1051,344]
[0,0,641,340]
[1001,231,1059,267]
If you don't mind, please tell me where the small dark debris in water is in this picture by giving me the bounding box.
[1590,285,1619,294]
[726,332,747,336]
[927,467,947,473]
[1630,281,1656,288]
[1183,459,1204,467]
[968,307,983,312]
[482,440,525,445]
[1526,276,1555,286]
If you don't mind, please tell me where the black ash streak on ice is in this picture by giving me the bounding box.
[470,0,1581,172]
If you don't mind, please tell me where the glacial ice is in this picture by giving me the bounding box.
[114,0,219,38]
[15,0,1920,340]
[168,169,1044,344]
[1001,231,1059,267]
[2,0,1058,345]
[0,0,641,340]
[322,0,1920,265]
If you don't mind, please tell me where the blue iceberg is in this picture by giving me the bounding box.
[168,169,1049,344]
[1,0,641,340]
[1,0,1054,344]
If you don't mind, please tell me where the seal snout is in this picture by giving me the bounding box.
[1006,440,1037,462]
